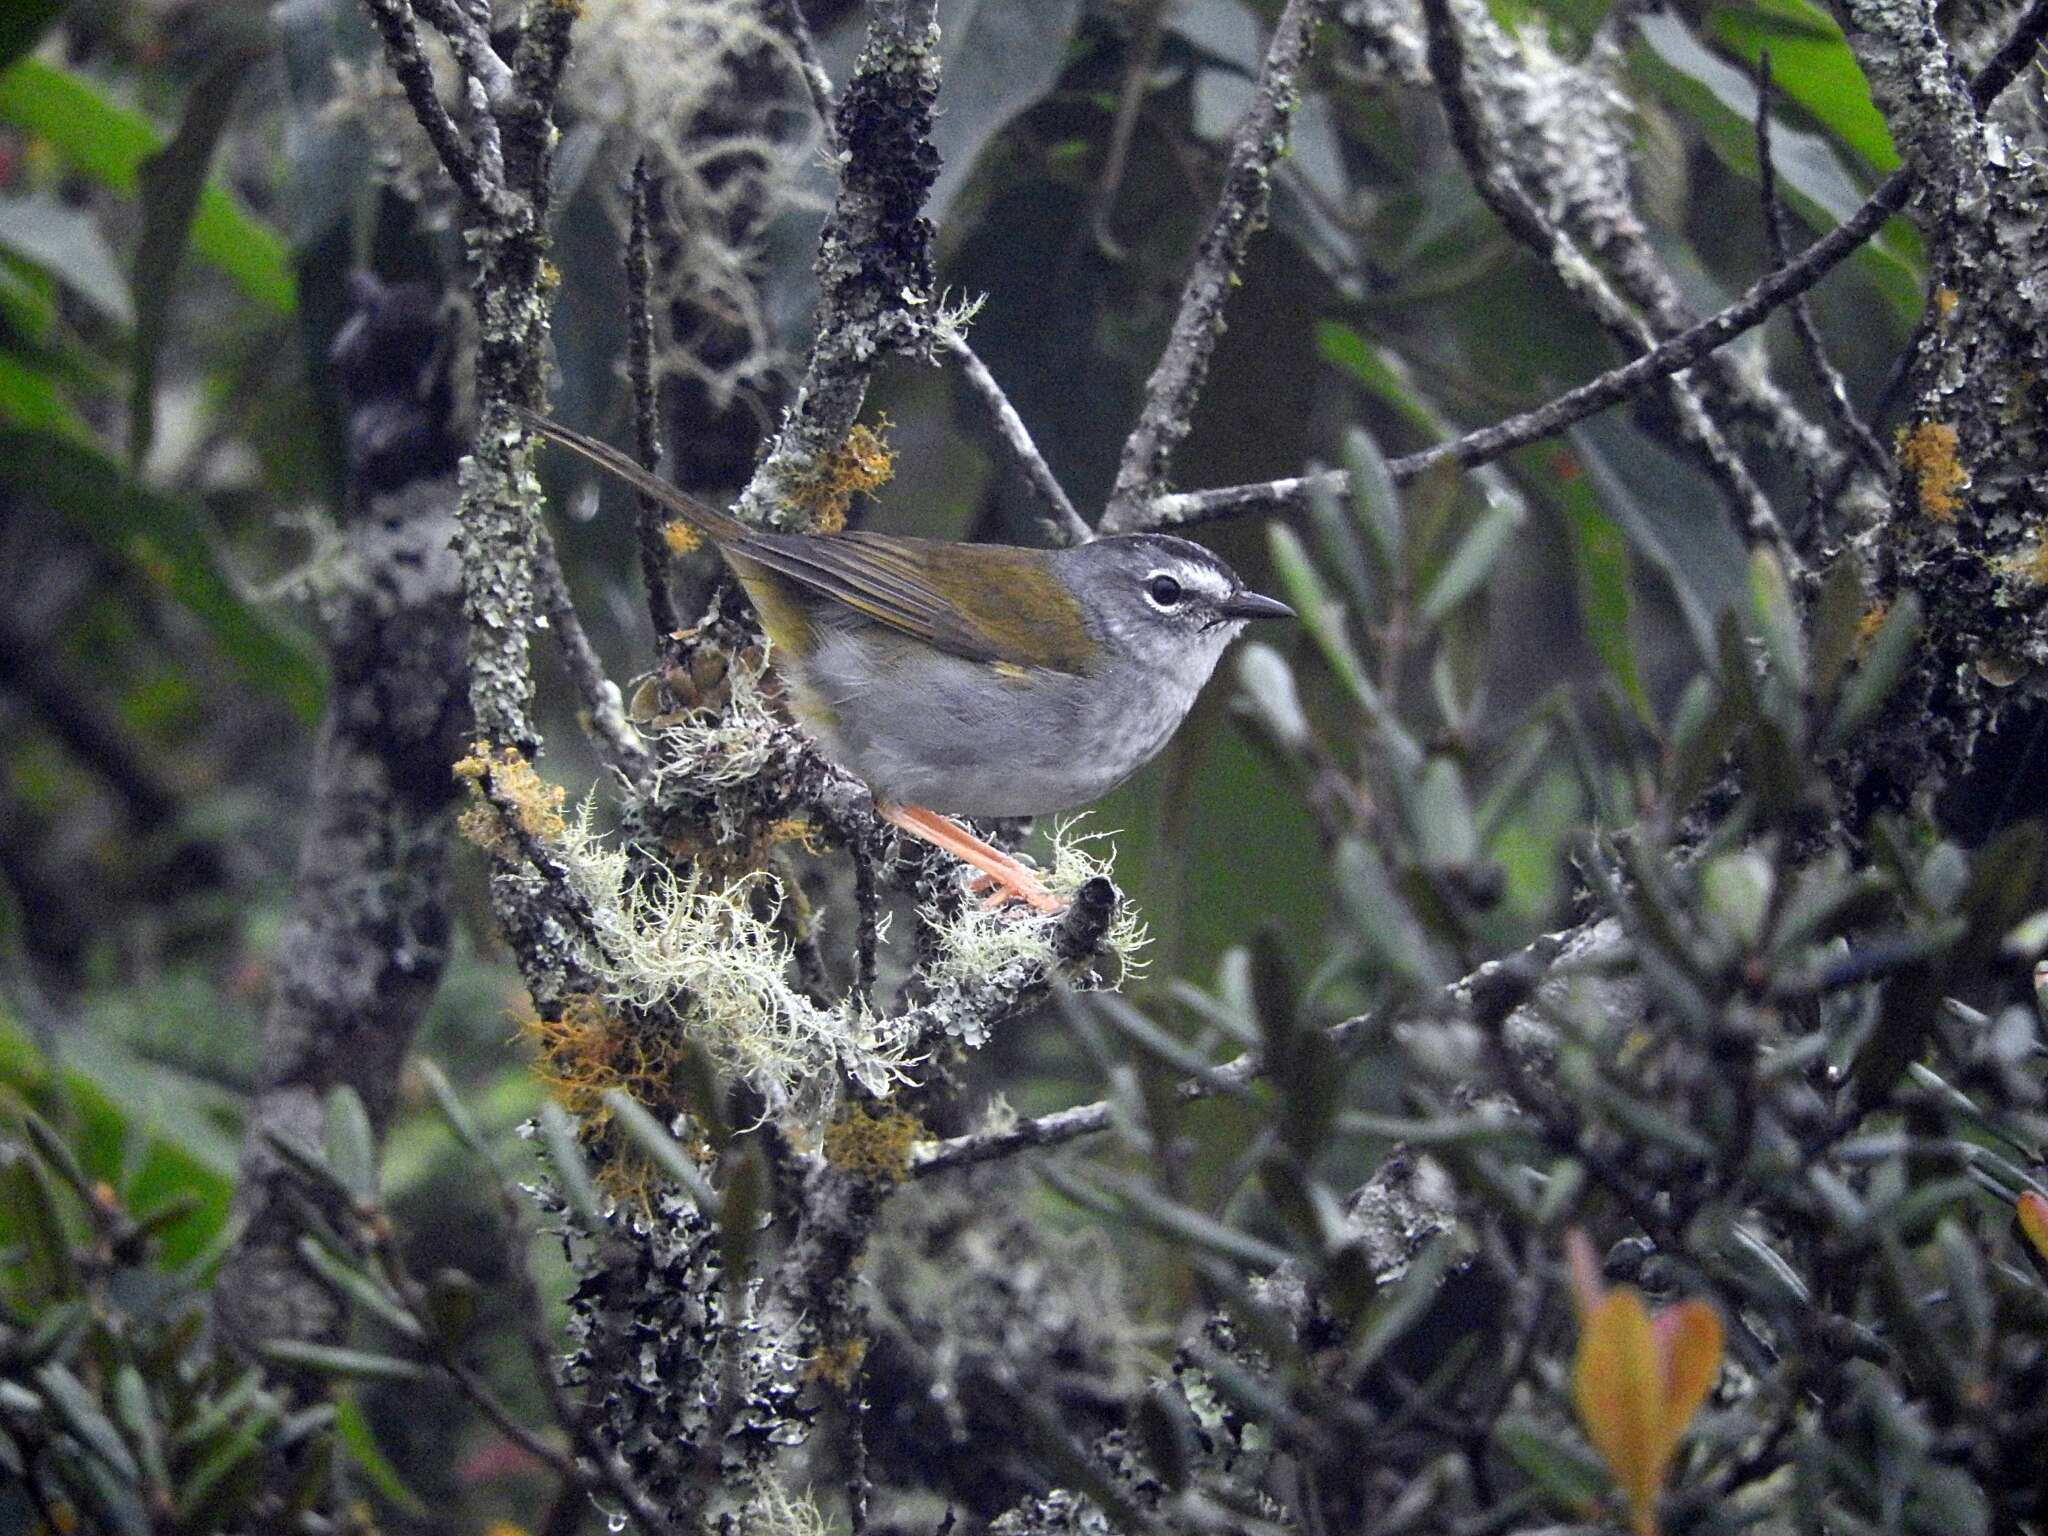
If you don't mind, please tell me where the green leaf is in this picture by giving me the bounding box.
[1746,547,1807,693]
[413,1058,486,1157]
[0,59,294,312]
[257,1340,427,1383]
[1709,0,1898,171]
[0,429,322,721]
[538,1101,605,1232]
[0,351,90,439]
[1344,426,1405,579]
[322,1086,377,1205]
[333,1389,430,1519]
[1563,482,1653,725]
[1418,502,1521,624]
[130,47,263,468]
[1823,590,1920,750]
[36,1361,140,1481]
[294,1236,423,1342]
[1631,13,1920,324]
[1810,553,1866,700]
[1495,1415,1612,1511]
[1268,522,1422,769]
[1317,322,1443,438]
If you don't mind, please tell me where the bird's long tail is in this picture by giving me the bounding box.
[511,405,748,545]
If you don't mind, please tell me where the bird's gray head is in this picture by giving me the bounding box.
[1062,533,1294,687]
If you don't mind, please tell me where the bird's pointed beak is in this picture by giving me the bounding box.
[1221,589,1296,621]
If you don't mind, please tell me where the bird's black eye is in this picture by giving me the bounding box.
[1145,572,1184,609]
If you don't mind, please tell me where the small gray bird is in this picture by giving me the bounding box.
[519,410,1294,910]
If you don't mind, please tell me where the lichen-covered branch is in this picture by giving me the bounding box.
[214,277,468,1360]
[734,0,943,530]
[1837,0,2048,809]
[1414,0,1797,570]
[1100,0,1333,531]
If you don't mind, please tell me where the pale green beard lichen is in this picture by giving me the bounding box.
[557,800,916,1117]
[919,819,1151,1047]
[651,646,785,792]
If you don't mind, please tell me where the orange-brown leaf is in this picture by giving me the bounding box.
[1652,1299,1723,1443]
[1572,1287,1667,1536]
[2019,1191,2048,1262]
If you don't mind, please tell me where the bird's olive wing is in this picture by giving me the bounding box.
[733,531,1097,674]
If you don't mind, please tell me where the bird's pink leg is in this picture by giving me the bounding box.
[877,802,1064,914]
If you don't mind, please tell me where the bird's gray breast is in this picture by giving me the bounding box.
[788,620,1204,817]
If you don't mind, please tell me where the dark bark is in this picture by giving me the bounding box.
[214,275,469,1355]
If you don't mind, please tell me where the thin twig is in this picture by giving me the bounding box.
[410,0,514,106]
[1133,171,1914,529]
[913,1006,1376,1174]
[1089,0,1170,260]
[1127,0,2048,534]
[1100,0,1332,530]
[1753,54,1890,482]
[944,335,1092,545]
[769,0,839,155]
[1415,0,1794,571]
[625,157,680,643]
[359,0,508,218]
[533,523,654,782]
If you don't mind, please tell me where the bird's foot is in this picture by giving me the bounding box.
[878,802,1066,914]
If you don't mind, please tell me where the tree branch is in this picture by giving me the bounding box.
[1100,0,1333,531]
[1130,0,2047,536]
[625,156,678,645]
[945,334,1092,546]
[1415,0,1796,570]
[734,0,944,529]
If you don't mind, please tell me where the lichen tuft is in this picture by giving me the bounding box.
[822,1106,921,1183]
[1898,421,1968,521]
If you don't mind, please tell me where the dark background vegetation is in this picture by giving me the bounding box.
[4,0,2048,1532]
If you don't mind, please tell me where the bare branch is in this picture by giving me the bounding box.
[1415,0,1797,572]
[769,0,839,156]
[1753,54,1891,483]
[532,523,653,783]
[625,157,679,643]
[945,334,1093,546]
[1127,0,2048,538]
[360,0,509,218]
[1129,166,1916,530]
[1100,0,1333,531]
[1089,0,1171,259]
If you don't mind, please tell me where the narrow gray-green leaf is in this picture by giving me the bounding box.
[1419,502,1521,624]
[603,1088,721,1215]
[130,48,260,468]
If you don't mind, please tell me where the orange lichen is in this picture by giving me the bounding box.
[807,1336,869,1388]
[821,1105,921,1182]
[1897,421,1967,521]
[521,993,660,1120]
[788,419,896,533]
[454,742,567,854]
[1933,287,1959,319]
[661,518,703,556]
[766,816,824,855]
[1854,602,1890,655]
